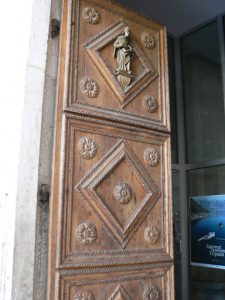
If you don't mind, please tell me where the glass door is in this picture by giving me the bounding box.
[180,19,225,299]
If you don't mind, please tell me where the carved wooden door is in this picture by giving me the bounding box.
[48,0,174,299]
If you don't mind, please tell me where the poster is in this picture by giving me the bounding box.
[190,195,225,269]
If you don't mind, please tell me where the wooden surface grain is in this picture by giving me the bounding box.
[48,0,174,298]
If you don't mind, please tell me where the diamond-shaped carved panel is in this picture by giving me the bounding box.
[96,158,147,230]
[76,140,160,248]
[84,20,158,108]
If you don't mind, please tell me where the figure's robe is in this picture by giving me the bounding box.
[113,35,132,73]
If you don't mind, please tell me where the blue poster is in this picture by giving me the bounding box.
[190,195,225,269]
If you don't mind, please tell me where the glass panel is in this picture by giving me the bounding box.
[172,170,182,299]
[168,37,178,163]
[182,22,225,163]
[189,165,225,196]
[188,166,225,299]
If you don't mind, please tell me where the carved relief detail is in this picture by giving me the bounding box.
[113,182,132,205]
[75,289,94,300]
[76,140,160,248]
[144,225,160,244]
[143,284,160,300]
[84,20,158,108]
[143,96,158,113]
[82,7,100,25]
[144,147,159,167]
[141,32,155,49]
[78,137,98,160]
[113,27,133,88]
[76,222,97,245]
[81,77,99,98]
[109,285,132,300]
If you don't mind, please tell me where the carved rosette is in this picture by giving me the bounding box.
[75,289,94,300]
[113,182,132,205]
[144,147,159,167]
[143,284,160,300]
[143,96,158,113]
[141,32,155,49]
[76,222,97,245]
[144,225,160,244]
[78,137,98,160]
[81,77,99,98]
[82,7,100,25]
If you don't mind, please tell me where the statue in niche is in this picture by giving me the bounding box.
[113,27,133,88]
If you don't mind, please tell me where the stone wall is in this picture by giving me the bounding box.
[0,0,61,299]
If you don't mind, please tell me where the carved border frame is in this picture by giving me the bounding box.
[67,0,170,132]
[56,263,173,300]
[57,114,173,269]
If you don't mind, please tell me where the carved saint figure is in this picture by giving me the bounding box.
[113,27,133,75]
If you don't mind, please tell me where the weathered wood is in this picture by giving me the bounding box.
[48,0,174,298]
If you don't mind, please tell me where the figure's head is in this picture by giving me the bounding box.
[123,27,129,37]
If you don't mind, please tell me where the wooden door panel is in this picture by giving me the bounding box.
[58,264,173,299]
[67,0,169,132]
[58,115,172,268]
[48,0,174,298]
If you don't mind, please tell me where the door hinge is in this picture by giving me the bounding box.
[39,184,50,203]
[51,18,60,39]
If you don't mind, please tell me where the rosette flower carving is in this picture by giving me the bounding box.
[113,182,132,205]
[143,96,158,113]
[144,147,159,167]
[143,284,160,300]
[141,32,155,49]
[82,7,100,25]
[75,289,94,300]
[144,225,160,244]
[78,137,98,160]
[76,222,97,245]
[81,77,99,98]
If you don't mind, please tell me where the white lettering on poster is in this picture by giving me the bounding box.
[206,244,225,257]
